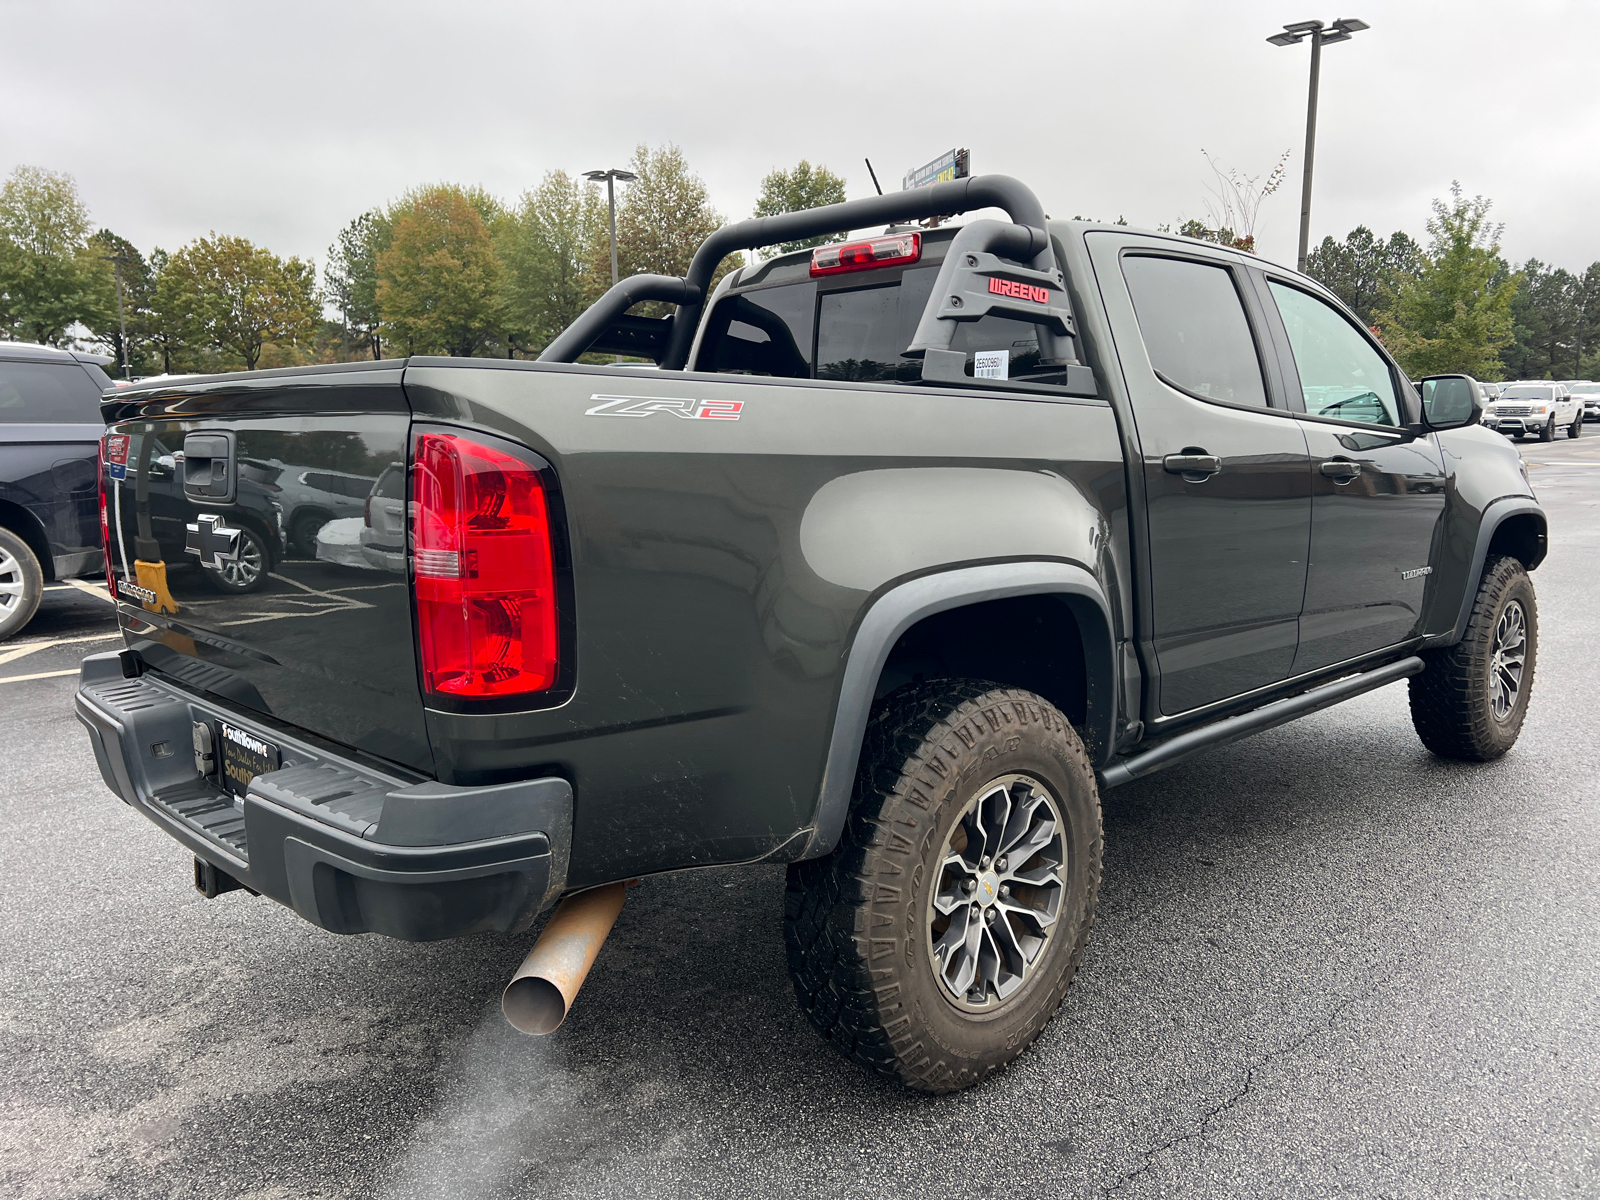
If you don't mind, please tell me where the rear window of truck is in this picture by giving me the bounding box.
[697,265,1050,384]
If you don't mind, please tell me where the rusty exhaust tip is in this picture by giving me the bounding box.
[501,882,627,1035]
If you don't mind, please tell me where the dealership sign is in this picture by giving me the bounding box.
[903,148,971,191]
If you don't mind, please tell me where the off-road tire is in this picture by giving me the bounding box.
[0,526,44,641]
[1539,416,1556,442]
[1410,555,1537,761]
[1569,414,1583,439]
[784,680,1102,1093]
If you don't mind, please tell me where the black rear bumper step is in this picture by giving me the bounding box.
[74,651,574,941]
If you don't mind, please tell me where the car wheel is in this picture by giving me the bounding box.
[0,527,44,641]
[1409,555,1536,761]
[201,525,271,594]
[288,511,328,558]
[1569,414,1583,439]
[784,680,1102,1093]
[1539,416,1556,442]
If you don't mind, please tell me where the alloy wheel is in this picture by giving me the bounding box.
[0,545,22,614]
[1489,599,1527,721]
[212,531,265,589]
[927,773,1067,1012]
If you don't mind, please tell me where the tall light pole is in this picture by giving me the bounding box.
[583,168,638,288]
[99,253,132,379]
[1268,17,1369,273]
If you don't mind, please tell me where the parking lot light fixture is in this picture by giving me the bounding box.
[1268,17,1370,273]
[583,168,639,289]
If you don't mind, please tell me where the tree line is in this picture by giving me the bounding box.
[1,149,1584,383]
[0,149,846,376]
[1306,184,1600,381]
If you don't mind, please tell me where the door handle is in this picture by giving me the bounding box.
[182,432,236,504]
[1320,459,1363,482]
[1162,453,1221,481]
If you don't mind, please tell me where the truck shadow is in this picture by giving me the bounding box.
[129,702,1516,1198]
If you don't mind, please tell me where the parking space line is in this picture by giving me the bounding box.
[0,668,79,685]
[60,578,115,603]
[0,631,122,667]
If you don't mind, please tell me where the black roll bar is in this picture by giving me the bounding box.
[538,174,1054,369]
[539,274,701,365]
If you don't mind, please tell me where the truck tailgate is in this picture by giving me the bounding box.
[102,366,431,774]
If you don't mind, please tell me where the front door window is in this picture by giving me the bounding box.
[1269,281,1400,426]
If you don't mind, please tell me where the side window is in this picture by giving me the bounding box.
[696,283,815,378]
[1268,281,1400,426]
[1120,255,1268,407]
[0,361,106,423]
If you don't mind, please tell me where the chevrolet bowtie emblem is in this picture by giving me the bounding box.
[185,513,242,568]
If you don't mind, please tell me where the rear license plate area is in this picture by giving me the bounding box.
[219,721,279,797]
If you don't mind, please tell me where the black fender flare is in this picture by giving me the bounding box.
[797,561,1116,860]
[1432,497,1547,647]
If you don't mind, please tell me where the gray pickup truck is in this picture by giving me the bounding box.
[77,176,1545,1093]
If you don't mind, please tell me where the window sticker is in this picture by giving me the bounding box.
[974,350,1009,380]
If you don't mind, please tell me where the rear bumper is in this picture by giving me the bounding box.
[74,651,571,941]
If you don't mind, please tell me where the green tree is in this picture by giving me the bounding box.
[376,184,503,356]
[0,165,109,345]
[1500,259,1600,380]
[324,210,391,360]
[1376,184,1519,379]
[590,144,741,312]
[1306,226,1424,328]
[155,234,319,370]
[753,160,848,252]
[501,171,606,354]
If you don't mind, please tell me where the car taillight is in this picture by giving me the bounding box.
[411,430,558,699]
[98,435,116,594]
[810,232,921,277]
[364,494,373,527]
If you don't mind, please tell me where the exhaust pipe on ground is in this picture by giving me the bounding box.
[501,882,628,1035]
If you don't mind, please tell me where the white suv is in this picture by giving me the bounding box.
[1483,382,1584,440]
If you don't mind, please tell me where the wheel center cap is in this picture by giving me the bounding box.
[976,870,1000,906]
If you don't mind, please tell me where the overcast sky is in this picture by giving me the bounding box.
[3,0,1597,277]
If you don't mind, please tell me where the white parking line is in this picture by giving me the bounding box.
[60,578,115,603]
[0,668,78,685]
[0,631,122,667]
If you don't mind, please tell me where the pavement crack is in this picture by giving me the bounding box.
[1100,972,1394,1196]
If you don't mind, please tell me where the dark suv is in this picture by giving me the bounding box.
[0,341,116,639]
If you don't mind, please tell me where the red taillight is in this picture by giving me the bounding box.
[810,232,921,277]
[411,431,558,698]
[98,435,115,594]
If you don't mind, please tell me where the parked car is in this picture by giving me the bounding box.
[1561,381,1600,423]
[0,341,116,639]
[1483,382,1583,440]
[77,178,1545,1093]
[273,463,379,556]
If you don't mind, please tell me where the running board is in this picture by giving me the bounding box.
[1098,656,1425,789]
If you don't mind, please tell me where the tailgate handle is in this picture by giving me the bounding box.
[183,432,236,504]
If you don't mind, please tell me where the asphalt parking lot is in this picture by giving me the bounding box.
[2,433,1598,1200]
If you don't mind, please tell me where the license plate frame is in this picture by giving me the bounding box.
[218,721,280,797]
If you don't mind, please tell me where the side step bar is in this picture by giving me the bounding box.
[1099,656,1425,789]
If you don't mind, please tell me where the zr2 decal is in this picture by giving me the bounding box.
[585,395,744,421]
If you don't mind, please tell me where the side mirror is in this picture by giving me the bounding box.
[1419,374,1483,431]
